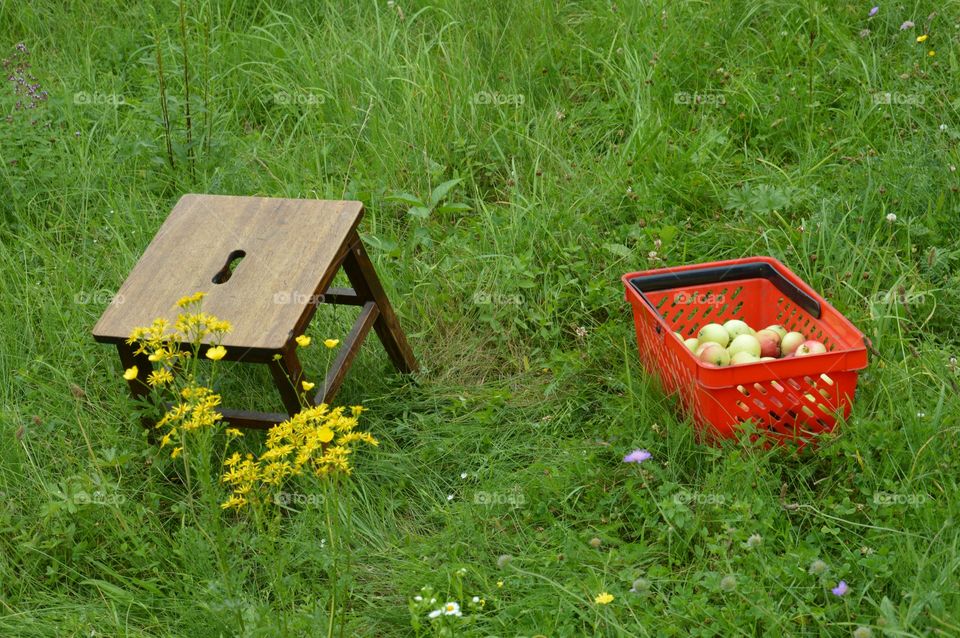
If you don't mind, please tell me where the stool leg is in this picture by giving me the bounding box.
[116,342,155,430]
[341,237,419,374]
[268,349,305,416]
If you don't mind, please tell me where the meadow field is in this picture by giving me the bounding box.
[2,1,960,635]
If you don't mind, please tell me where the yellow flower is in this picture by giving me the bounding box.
[220,494,247,510]
[497,580,503,588]
[318,427,334,443]
[594,592,614,605]
[170,446,183,459]
[302,381,315,392]
[295,335,311,347]
[176,291,206,308]
[323,338,340,349]
[928,50,936,57]
[206,345,227,361]
[226,428,243,438]
[123,366,138,380]
[916,34,928,43]
[147,369,174,387]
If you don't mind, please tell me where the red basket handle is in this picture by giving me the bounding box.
[629,262,822,320]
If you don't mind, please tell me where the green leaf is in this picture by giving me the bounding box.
[429,178,463,206]
[385,192,424,207]
[436,202,471,214]
[603,242,632,258]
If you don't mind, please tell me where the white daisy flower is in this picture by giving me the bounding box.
[460,472,468,479]
[886,213,896,223]
[442,601,462,616]
[472,596,480,603]
[427,608,442,619]
[414,595,422,602]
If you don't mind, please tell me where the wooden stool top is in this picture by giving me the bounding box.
[93,194,364,352]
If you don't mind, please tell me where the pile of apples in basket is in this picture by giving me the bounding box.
[677,320,825,367]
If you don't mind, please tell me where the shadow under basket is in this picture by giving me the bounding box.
[623,257,868,444]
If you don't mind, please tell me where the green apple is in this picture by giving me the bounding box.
[698,323,730,347]
[683,337,700,352]
[723,319,754,340]
[698,343,731,366]
[764,324,787,340]
[731,351,760,365]
[780,331,805,356]
[727,334,761,358]
[795,340,827,356]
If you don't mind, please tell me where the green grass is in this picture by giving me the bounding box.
[2,0,960,635]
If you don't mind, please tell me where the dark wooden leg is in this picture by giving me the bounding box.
[268,349,305,416]
[341,235,419,374]
[317,301,379,405]
[116,342,155,430]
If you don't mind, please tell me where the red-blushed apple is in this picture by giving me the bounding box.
[780,331,805,356]
[728,334,761,358]
[764,324,787,340]
[795,340,827,356]
[698,323,730,347]
[755,329,781,358]
[759,356,777,361]
[683,337,699,352]
[699,343,731,366]
[722,319,754,340]
[731,351,760,365]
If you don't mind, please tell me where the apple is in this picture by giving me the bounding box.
[698,323,730,348]
[683,337,700,352]
[674,331,684,340]
[795,340,827,356]
[780,331,805,356]
[755,329,781,358]
[764,324,787,340]
[759,356,777,361]
[731,351,760,365]
[727,334,761,358]
[723,319,754,340]
[699,343,731,366]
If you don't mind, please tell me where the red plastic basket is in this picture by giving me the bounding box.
[622,257,868,443]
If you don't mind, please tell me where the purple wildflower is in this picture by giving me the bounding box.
[900,20,914,30]
[868,6,879,17]
[623,449,652,464]
[831,581,849,596]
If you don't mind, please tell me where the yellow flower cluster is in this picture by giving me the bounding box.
[125,293,232,459]
[156,386,224,450]
[221,404,376,510]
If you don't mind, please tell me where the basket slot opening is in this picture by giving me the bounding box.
[736,385,750,397]
[752,383,767,395]
[730,286,743,300]
[819,373,835,386]
[735,400,750,413]
[768,395,784,408]
[751,398,767,410]
[770,380,785,393]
